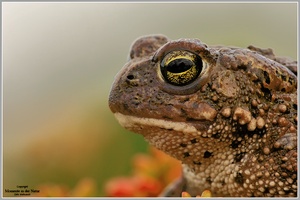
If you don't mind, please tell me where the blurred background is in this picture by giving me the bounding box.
[2,2,297,197]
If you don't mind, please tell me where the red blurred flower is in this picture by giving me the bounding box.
[105,176,162,197]
[104,146,182,197]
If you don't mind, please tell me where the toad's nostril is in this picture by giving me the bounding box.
[125,74,139,86]
[127,74,135,80]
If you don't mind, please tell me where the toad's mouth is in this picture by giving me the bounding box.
[114,112,202,135]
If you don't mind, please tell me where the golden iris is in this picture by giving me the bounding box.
[160,51,203,86]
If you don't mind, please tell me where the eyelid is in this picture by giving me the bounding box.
[152,38,208,63]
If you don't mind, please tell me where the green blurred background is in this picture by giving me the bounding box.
[2,2,297,197]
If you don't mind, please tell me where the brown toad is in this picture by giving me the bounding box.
[108,35,297,197]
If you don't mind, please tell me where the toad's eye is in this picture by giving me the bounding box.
[160,50,203,86]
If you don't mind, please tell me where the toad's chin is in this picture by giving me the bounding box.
[113,112,200,135]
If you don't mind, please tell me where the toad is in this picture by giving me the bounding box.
[108,35,297,197]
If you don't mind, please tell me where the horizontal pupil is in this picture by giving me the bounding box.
[167,59,193,73]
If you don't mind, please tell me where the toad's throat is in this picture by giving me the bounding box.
[114,112,201,135]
